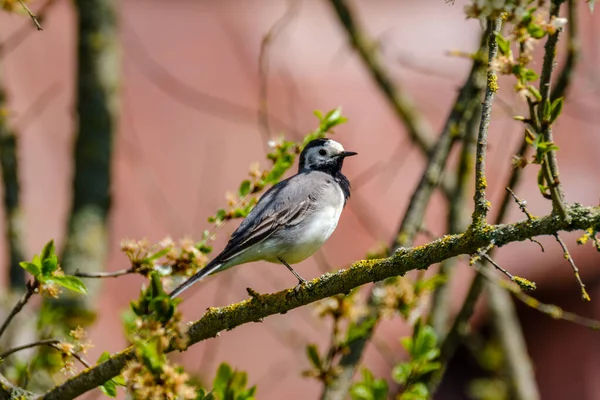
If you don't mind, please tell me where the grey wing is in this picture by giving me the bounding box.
[214,173,320,264]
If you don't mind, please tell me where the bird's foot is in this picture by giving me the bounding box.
[294,278,307,293]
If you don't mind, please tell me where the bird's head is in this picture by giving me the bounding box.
[298,138,357,173]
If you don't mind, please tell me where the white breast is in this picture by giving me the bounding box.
[281,182,345,264]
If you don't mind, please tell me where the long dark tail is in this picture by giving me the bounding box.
[169,260,222,299]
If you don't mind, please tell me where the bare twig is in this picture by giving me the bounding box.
[476,262,600,330]
[472,17,503,227]
[17,0,43,31]
[479,252,515,281]
[0,0,57,57]
[554,235,590,301]
[73,268,134,278]
[0,280,37,340]
[0,338,60,359]
[507,188,588,300]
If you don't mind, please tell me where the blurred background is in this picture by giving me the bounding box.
[1,0,600,398]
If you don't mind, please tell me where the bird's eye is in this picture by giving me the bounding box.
[319,149,327,156]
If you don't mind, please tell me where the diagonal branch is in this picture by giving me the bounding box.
[40,204,600,400]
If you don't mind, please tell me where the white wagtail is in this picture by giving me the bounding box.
[169,138,357,298]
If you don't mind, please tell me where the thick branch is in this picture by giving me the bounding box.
[41,204,600,400]
[57,0,120,310]
[0,70,27,289]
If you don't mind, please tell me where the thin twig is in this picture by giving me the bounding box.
[479,252,514,280]
[73,268,134,278]
[0,280,37,340]
[472,17,503,227]
[17,0,43,31]
[476,262,600,330]
[0,338,60,359]
[0,0,57,58]
[553,235,590,301]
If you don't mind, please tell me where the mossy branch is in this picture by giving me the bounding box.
[40,204,600,400]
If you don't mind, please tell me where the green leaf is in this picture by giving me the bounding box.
[550,97,564,124]
[415,361,441,375]
[542,99,552,123]
[494,32,510,56]
[139,340,163,374]
[113,375,126,386]
[238,180,252,197]
[523,69,538,82]
[41,240,56,261]
[346,317,377,343]
[41,255,59,276]
[51,275,88,295]
[588,0,595,12]
[19,261,40,277]
[306,344,322,370]
[213,363,234,394]
[313,109,324,121]
[99,379,117,397]
[527,86,542,102]
[350,385,373,400]
[399,382,429,400]
[537,168,549,197]
[392,363,412,385]
[143,247,170,263]
[97,351,111,364]
[527,23,546,39]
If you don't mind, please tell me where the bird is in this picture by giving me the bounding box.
[169,138,357,298]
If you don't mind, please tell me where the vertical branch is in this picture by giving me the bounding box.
[59,0,120,309]
[471,17,502,227]
[537,0,568,220]
[429,105,479,337]
[0,70,27,290]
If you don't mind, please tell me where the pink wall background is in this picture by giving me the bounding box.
[1,0,600,398]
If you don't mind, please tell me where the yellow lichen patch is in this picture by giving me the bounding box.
[488,73,499,92]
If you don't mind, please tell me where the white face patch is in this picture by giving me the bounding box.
[327,140,345,153]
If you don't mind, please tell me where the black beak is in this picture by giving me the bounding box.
[339,151,358,158]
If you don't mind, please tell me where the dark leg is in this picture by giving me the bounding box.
[277,257,307,285]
